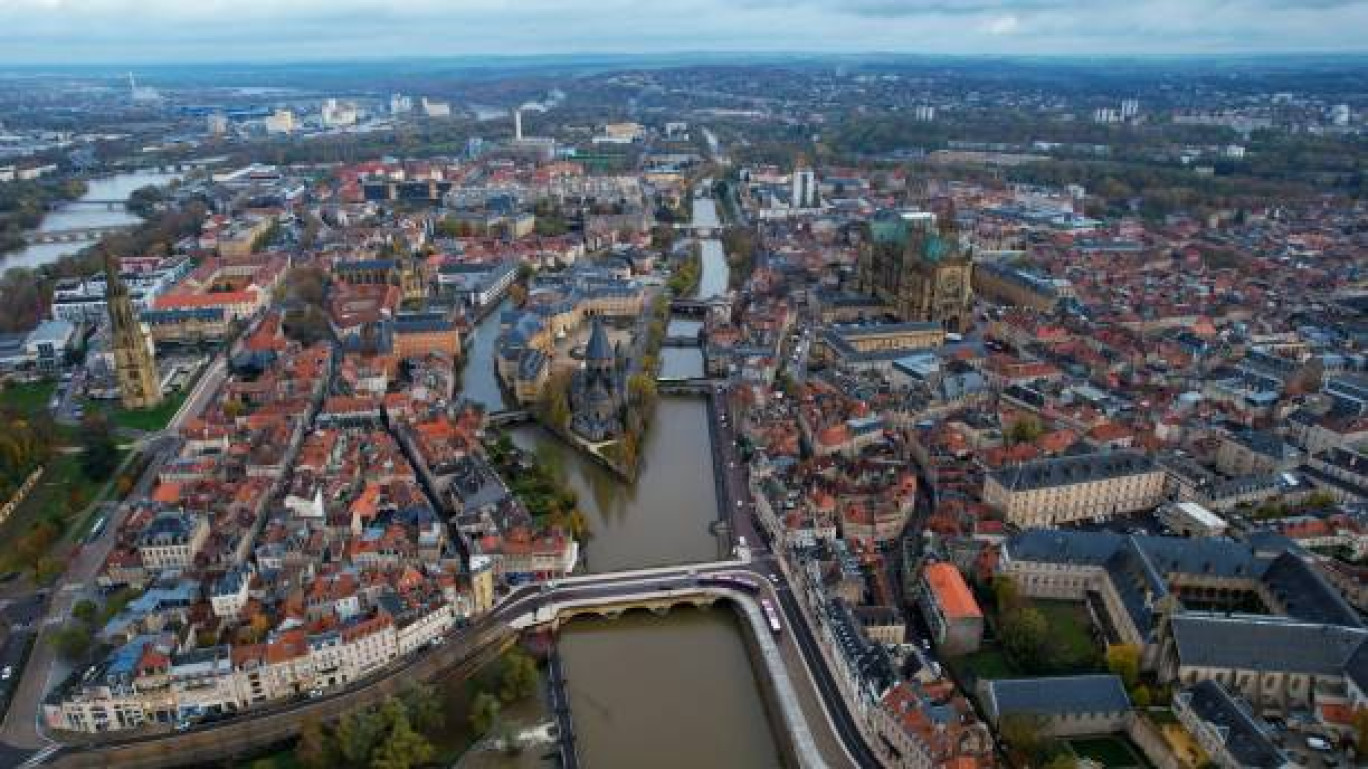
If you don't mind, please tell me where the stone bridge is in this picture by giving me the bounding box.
[486,409,533,427]
[25,225,137,245]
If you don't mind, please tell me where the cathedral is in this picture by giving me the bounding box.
[569,318,626,443]
[105,255,163,410]
[855,209,975,333]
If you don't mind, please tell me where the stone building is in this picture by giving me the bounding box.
[569,318,625,442]
[106,255,163,409]
[855,210,974,333]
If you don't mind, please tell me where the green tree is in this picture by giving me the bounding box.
[1001,606,1047,663]
[499,649,539,703]
[335,709,385,767]
[79,414,120,481]
[1007,416,1044,445]
[399,684,444,733]
[992,575,1021,612]
[1131,684,1153,707]
[1106,644,1142,689]
[368,708,434,769]
[72,598,98,625]
[468,691,502,735]
[50,624,92,661]
[998,714,1045,763]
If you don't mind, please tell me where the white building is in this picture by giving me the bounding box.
[264,109,295,135]
[792,168,817,209]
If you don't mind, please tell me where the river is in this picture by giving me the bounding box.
[457,235,781,767]
[3,170,180,271]
[692,197,731,299]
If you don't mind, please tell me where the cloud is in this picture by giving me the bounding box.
[0,0,1365,62]
[983,14,1020,35]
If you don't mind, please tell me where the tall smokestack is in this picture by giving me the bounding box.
[514,108,523,141]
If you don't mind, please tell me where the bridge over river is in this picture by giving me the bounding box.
[36,561,872,769]
[24,224,138,245]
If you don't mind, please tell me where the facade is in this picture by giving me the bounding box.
[856,210,974,333]
[915,562,984,655]
[983,450,1167,527]
[972,260,1073,312]
[106,256,164,409]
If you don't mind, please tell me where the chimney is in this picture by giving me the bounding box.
[514,108,523,141]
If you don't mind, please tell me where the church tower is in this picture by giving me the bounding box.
[855,209,975,333]
[105,255,163,409]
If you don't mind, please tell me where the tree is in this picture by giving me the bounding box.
[72,599,98,625]
[50,624,92,661]
[1106,644,1142,689]
[1131,684,1153,707]
[295,716,333,769]
[335,709,385,767]
[1001,606,1047,663]
[368,708,434,769]
[468,691,502,735]
[998,714,1045,762]
[499,649,539,703]
[79,414,120,482]
[1007,416,1044,445]
[991,575,1022,612]
[399,684,444,733]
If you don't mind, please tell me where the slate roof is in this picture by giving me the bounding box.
[989,450,1157,492]
[1170,614,1366,675]
[1180,680,1288,768]
[986,675,1131,719]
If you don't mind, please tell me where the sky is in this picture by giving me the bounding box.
[2,0,1368,64]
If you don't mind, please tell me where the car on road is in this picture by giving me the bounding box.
[1,666,12,680]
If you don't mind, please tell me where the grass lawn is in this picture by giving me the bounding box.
[1035,599,1102,672]
[0,379,56,413]
[1067,736,1148,768]
[950,647,1016,681]
[0,448,126,573]
[85,390,187,433]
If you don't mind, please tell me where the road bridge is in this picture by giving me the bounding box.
[669,297,729,316]
[35,560,872,769]
[48,200,129,210]
[662,335,701,347]
[487,409,533,427]
[656,376,722,396]
[25,225,137,245]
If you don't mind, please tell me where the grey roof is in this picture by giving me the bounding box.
[990,450,1158,492]
[986,675,1130,719]
[1180,680,1288,768]
[1170,614,1366,675]
[585,317,613,362]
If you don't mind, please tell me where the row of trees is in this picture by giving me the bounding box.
[0,409,56,502]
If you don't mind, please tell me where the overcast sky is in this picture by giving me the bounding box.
[2,0,1367,64]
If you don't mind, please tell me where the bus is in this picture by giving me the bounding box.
[86,514,109,543]
[761,599,783,635]
[698,574,761,594]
